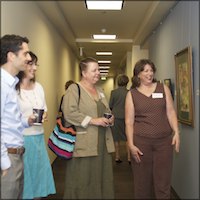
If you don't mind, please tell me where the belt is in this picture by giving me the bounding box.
[7,147,25,155]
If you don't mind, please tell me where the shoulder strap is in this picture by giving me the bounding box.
[75,83,81,105]
[59,95,64,112]
[60,83,81,122]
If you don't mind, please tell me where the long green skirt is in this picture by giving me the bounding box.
[63,100,114,199]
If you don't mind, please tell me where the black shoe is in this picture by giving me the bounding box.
[128,160,131,164]
[115,159,122,163]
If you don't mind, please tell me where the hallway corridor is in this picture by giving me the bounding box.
[45,142,179,199]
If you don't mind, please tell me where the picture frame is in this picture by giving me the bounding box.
[163,78,173,99]
[174,46,194,127]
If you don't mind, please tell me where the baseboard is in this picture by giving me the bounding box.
[171,186,181,199]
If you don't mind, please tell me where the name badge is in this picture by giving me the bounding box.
[99,92,105,98]
[152,93,163,98]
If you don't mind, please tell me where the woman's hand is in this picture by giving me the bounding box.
[129,144,143,163]
[28,114,37,126]
[90,117,111,127]
[172,132,180,153]
[42,112,48,123]
[1,169,9,177]
[108,115,114,126]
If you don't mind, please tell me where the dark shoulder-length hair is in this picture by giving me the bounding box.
[117,74,129,87]
[131,59,157,88]
[15,51,38,92]
[65,80,74,90]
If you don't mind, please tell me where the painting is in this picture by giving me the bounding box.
[174,46,194,126]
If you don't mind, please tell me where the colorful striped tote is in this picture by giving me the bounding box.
[48,117,76,159]
[48,83,80,159]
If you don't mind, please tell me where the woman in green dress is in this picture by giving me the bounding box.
[61,57,115,199]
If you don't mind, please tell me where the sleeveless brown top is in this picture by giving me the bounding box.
[130,83,172,138]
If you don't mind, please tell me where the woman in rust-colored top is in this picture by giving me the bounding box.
[125,59,180,199]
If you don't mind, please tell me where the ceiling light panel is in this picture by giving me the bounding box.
[86,1,123,10]
[101,77,107,80]
[98,61,111,64]
[100,74,109,76]
[96,52,112,55]
[93,35,116,40]
[99,66,110,69]
[99,70,109,73]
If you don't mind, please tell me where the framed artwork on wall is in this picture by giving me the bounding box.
[174,46,194,127]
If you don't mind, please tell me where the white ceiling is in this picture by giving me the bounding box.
[36,0,178,77]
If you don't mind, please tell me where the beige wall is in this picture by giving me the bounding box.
[97,78,114,102]
[125,46,149,89]
[125,52,133,89]
[1,1,79,163]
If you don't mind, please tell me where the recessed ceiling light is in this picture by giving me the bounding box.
[98,60,111,64]
[100,73,109,76]
[99,66,110,69]
[96,52,112,55]
[100,70,109,73]
[93,35,116,40]
[86,1,123,10]
[101,77,107,80]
